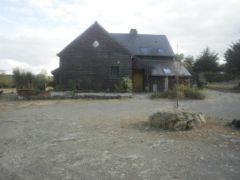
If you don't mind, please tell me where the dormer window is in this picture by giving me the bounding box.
[158,48,165,54]
[140,47,149,54]
[92,40,100,48]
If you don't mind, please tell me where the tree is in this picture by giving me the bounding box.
[183,56,194,70]
[175,53,185,62]
[193,47,219,73]
[225,40,240,75]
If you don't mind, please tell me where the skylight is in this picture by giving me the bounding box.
[158,48,165,53]
[140,47,149,54]
[163,68,171,75]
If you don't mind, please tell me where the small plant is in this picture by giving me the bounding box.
[67,80,77,91]
[114,77,133,92]
[54,84,65,91]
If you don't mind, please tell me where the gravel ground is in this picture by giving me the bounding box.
[0,90,240,180]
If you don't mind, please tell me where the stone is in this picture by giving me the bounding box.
[198,113,206,124]
[149,110,206,131]
[173,121,188,131]
[230,119,240,129]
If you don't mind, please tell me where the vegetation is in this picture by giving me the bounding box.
[67,80,78,91]
[193,47,219,73]
[114,77,133,92]
[199,72,234,83]
[151,85,205,100]
[13,68,48,94]
[176,43,240,90]
[206,79,240,92]
[0,74,14,88]
[225,40,240,75]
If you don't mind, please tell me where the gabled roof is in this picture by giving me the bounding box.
[110,33,174,57]
[58,22,174,57]
[58,22,131,57]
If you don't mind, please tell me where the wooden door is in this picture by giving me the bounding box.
[133,70,144,91]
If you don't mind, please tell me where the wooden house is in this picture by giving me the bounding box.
[52,22,191,92]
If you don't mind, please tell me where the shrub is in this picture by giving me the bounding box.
[182,86,205,99]
[13,68,34,89]
[201,72,234,82]
[114,77,133,92]
[151,85,205,100]
[13,68,48,93]
[34,74,47,91]
[67,80,77,91]
[54,84,65,91]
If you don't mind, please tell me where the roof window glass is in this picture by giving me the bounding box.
[158,48,165,53]
[140,47,149,54]
[163,68,171,75]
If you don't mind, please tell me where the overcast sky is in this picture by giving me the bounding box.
[0,0,240,74]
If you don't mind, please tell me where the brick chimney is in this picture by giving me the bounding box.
[129,29,138,36]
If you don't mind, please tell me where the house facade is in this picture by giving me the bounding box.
[52,22,191,92]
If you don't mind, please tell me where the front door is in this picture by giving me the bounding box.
[133,70,144,91]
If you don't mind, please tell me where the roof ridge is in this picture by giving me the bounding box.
[110,33,166,36]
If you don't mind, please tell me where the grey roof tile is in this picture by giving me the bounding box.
[110,33,174,57]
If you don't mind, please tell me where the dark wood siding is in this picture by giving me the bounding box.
[56,22,132,91]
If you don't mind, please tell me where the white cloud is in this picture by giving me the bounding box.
[0,0,240,74]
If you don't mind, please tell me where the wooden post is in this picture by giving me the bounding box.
[174,61,179,109]
[164,76,168,92]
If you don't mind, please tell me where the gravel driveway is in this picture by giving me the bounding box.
[0,90,239,180]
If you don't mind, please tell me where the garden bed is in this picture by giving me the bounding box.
[18,91,132,100]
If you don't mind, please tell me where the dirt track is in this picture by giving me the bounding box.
[0,90,240,180]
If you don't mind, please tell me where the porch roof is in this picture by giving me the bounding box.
[150,61,191,77]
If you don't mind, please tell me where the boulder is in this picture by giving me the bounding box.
[149,110,206,131]
[230,119,240,129]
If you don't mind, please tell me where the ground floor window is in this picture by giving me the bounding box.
[111,66,119,79]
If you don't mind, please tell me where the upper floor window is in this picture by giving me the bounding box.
[140,47,149,54]
[111,66,120,79]
[92,40,100,48]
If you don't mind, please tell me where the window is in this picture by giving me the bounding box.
[163,68,172,75]
[158,48,165,54]
[92,40,100,48]
[140,47,149,54]
[111,66,120,79]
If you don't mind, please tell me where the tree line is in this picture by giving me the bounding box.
[176,40,240,86]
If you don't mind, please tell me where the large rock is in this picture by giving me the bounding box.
[229,119,240,129]
[149,110,206,131]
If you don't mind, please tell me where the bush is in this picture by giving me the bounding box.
[67,80,77,91]
[182,86,205,99]
[34,74,47,91]
[201,72,234,82]
[13,68,47,93]
[151,85,205,100]
[54,84,65,91]
[114,77,133,92]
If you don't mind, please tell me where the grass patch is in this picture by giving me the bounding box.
[0,74,14,88]
[206,79,240,92]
